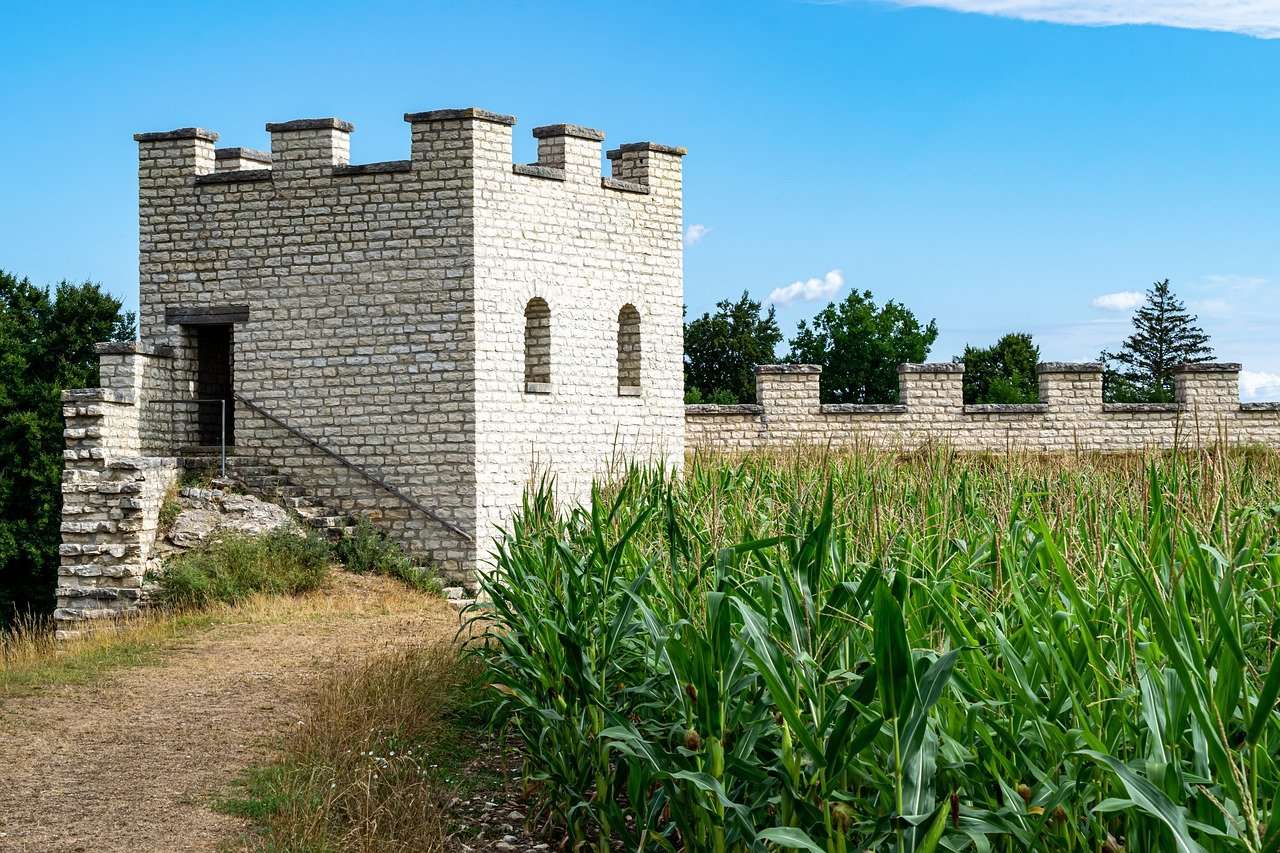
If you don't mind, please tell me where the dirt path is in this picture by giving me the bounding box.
[0,575,459,852]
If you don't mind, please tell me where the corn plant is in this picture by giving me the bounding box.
[467,448,1280,852]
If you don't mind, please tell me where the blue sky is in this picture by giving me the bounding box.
[3,0,1278,396]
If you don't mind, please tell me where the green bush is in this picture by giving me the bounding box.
[153,530,331,610]
[334,518,441,594]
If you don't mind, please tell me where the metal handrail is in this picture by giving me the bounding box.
[232,392,473,542]
[149,397,228,477]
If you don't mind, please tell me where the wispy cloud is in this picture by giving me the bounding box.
[1091,290,1145,311]
[1240,369,1280,400]
[684,224,711,247]
[867,1,1280,39]
[1203,273,1268,292]
[766,269,845,307]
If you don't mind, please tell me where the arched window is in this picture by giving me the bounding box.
[617,304,641,395]
[524,297,551,392]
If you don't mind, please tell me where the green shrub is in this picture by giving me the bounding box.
[335,518,441,594]
[153,530,331,610]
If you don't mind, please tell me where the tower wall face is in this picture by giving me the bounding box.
[470,126,686,566]
[134,117,492,578]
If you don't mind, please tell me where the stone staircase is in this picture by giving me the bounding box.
[225,459,358,542]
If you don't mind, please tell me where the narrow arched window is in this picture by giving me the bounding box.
[524,297,551,393]
[617,304,641,395]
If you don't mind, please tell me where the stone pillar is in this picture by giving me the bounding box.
[266,118,352,178]
[606,141,686,196]
[214,146,271,172]
[755,365,821,421]
[404,107,516,177]
[898,363,964,412]
[532,124,605,183]
[1175,363,1240,415]
[1038,362,1103,415]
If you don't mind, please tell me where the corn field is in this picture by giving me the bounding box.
[468,447,1280,852]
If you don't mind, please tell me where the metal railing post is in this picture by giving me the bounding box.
[220,398,227,478]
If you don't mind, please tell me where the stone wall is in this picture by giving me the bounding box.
[123,107,685,580]
[686,362,1280,453]
[471,124,685,564]
[58,382,178,639]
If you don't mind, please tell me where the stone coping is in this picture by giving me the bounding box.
[265,117,354,133]
[899,362,964,374]
[333,160,412,176]
[618,385,642,397]
[215,146,271,163]
[756,364,820,375]
[964,403,1048,414]
[134,128,218,143]
[1103,402,1184,413]
[1174,362,1242,373]
[533,123,605,141]
[403,108,517,126]
[601,178,649,194]
[524,381,552,395]
[607,142,688,157]
[94,341,174,358]
[686,404,764,415]
[195,169,273,186]
[1037,361,1102,373]
[513,164,566,181]
[1241,402,1280,411]
[823,403,908,414]
[61,388,135,404]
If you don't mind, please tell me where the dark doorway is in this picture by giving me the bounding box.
[195,324,234,446]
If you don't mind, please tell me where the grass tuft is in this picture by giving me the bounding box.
[217,641,482,852]
[151,530,331,610]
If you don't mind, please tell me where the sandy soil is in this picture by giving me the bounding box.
[0,575,458,853]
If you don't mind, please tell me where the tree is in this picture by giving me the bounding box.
[787,290,938,403]
[684,292,783,404]
[0,271,134,624]
[1101,279,1213,403]
[957,332,1040,404]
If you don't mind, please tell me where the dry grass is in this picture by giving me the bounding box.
[218,640,482,853]
[0,573,429,697]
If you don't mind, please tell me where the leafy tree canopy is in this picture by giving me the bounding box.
[786,290,937,403]
[1101,279,1213,403]
[684,291,783,404]
[0,270,134,623]
[957,332,1040,404]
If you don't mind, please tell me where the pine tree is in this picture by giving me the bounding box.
[1101,279,1213,403]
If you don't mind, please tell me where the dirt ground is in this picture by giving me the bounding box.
[0,575,459,853]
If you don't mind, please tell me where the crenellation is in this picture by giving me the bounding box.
[687,361,1279,454]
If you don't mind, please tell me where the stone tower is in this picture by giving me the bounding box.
[57,107,685,635]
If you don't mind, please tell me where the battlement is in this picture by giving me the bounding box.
[687,361,1280,453]
[134,106,686,194]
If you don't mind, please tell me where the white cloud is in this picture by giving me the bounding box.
[1240,369,1280,400]
[1190,297,1233,318]
[684,224,711,247]
[1090,290,1145,311]
[869,1,1280,38]
[1203,273,1268,292]
[766,269,845,307]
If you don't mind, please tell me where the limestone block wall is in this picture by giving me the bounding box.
[58,387,178,639]
[133,116,489,578]
[686,362,1280,453]
[471,123,686,566]
[130,108,686,578]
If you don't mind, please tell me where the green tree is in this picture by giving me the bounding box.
[786,290,938,403]
[957,332,1040,404]
[0,271,134,623]
[684,292,783,404]
[1101,279,1213,403]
